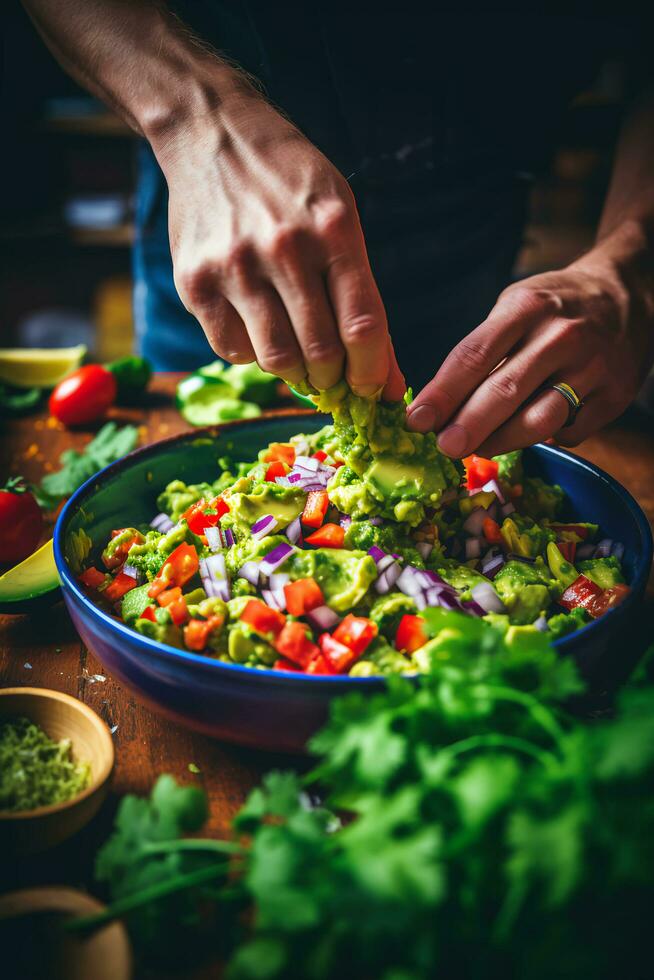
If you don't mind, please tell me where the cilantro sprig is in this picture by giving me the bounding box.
[69,624,654,980]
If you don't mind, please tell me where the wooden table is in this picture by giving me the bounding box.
[2,373,653,908]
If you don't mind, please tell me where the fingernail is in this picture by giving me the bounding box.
[406,404,436,432]
[437,423,468,457]
[352,384,383,398]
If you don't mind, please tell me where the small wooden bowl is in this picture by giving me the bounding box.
[0,688,114,854]
[0,887,132,980]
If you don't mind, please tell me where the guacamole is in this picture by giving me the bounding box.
[79,382,629,676]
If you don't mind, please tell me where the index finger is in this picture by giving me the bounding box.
[326,245,390,397]
[406,287,562,433]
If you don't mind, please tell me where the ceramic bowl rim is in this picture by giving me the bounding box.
[0,687,115,821]
[53,413,653,689]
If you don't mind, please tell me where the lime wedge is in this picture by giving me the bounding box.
[0,345,86,389]
[0,539,61,614]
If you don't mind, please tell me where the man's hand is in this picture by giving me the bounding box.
[408,223,654,457]
[155,96,404,398]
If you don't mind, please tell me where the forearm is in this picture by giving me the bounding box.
[21,0,256,141]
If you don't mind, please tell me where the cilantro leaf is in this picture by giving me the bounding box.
[39,422,138,503]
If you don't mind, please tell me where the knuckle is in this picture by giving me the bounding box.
[340,313,383,347]
[303,339,343,365]
[257,348,302,376]
[266,224,302,261]
[314,197,353,239]
[220,241,254,281]
[175,262,217,307]
[526,401,558,443]
[487,371,520,403]
[455,338,491,374]
[502,285,562,318]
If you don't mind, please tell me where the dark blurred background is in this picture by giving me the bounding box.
[0,2,638,362]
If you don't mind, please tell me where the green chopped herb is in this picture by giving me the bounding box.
[0,716,91,812]
[37,422,139,506]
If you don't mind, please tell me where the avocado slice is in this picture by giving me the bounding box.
[0,539,61,614]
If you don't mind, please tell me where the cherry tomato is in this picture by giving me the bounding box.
[49,365,117,426]
[0,479,43,564]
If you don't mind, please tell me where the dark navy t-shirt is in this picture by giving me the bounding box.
[133,5,646,386]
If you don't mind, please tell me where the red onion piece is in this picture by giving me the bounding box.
[368,545,386,564]
[611,541,624,562]
[374,561,402,594]
[575,542,595,561]
[462,599,485,617]
[594,538,613,558]
[286,517,303,545]
[305,604,341,632]
[238,561,261,587]
[500,501,516,518]
[294,455,321,472]
[369,517,384,527]
[465,538,482,560]
[471,582,505,613]
[205,526,222,552]
[396,565,424,597]
[200,554,230,601]
[462,507,487,537]
[122,563,140,580]
[251,514,278,540]
[150,513,174,533]
[260,542,294,576]
[481,478,506,504]
[481,554,505,579]
[376,554,396,574]
[416,541,432,559]
[339,514,352,529]
[262,588,285,611]
[268,572,290,592]
[533,615,548,631]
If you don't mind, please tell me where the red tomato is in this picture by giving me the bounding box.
[240,598,286,637]
[0,481,43,564]
[148,543,199,598]
[395,614,428,653]
[588,583,630,618]
[463,454,499,490]
[305,653,336,675]
[103,571,138,602]
[302,490,329,528]
[483,517,503,545]
[319,632,360,673]
[265,460,289,483]
[332,614,377,656]
[184,615,223,651]
[49,365,117,427]
[275,621,319,668]
[283,577,324,616]
[167,595,189,626]
[138,605,158,623]
[304,523,345,549]
[78,566,108,589]
[558,574,602,613]
[557,540,577,564]
[274,657,303,672]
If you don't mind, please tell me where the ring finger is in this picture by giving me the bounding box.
[228,285,306,385]
[474,364,601,458]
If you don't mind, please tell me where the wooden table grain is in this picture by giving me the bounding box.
[1,373,653,906]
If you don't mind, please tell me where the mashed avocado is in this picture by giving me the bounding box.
[289,547,378,613]
[578,555,625,590]
[300,380,460,527]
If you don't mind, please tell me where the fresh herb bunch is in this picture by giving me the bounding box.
[73,615,654,980]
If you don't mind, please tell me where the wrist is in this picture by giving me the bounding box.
[572,218,654,321]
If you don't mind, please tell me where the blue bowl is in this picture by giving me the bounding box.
[54,413,653,752]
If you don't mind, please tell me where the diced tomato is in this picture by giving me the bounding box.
[332,460,344,469]
[167,595,189,626]
[103,571,138,602]
[275,621,319,668]
[305,653,336,675]
[79,567,108,589]
[283,577,324,616]
[274,657,303,672]
[265,460,289,482]
[319,632,359,673]
[558,574,603,613]
[138,605,157,623]
[509,483,523,499]
[240,598,286,637]
[312,450,328,462]
[184,614,223,651]
[483,517,503,545]
[157,586,182,607]
[210,496,230,520]
[395,614,428,653]
[332,614,377,656]
[263,443,296,466]
[587,583,630,619]
[549,523,590,541]
[557,540,577,564]
[304,524,345,549]
[148,543,199,598]
[182,496,229,534]
[463,454,499,491]
[302,490,329,529]
[102,530,144,570]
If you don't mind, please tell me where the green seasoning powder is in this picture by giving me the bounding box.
[0,716,91,812]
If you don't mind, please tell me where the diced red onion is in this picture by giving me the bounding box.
[200,554,230,601]
[414,593,427,611]
[533,615,548,632]
[375,554,395,574]
[150,513,174,533]
[292,439,310,456]
[205,526,222,552]
[416,541,433,559]
[611,541,624,562]
[288,472,303,484]
[260,542,294,576]
[471,581,505,614]
[465,538,481,560]
[305,604,341,632]
[122,563,140,580]
[368,545,386,564]
[339,514,352,529]
[224,528,234,548]
[396,565,424,597]
[251,514,278,540]
[275,476,292,488]
[369,517,384,527]
[594,538,613,558]
[481,554,505,580]
[436,591,461,611]
[462,599,485,617]
[268,572,290,592]
[238,561,261,587]
[375,561,402,594]
[500,501,516,518]
[294,455,321,472]
[286,517,303,545]
[262,588,285,611]
[481,479,506,504]
[462,508,487,537]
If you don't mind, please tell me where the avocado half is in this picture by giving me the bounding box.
[0,539,61,614]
